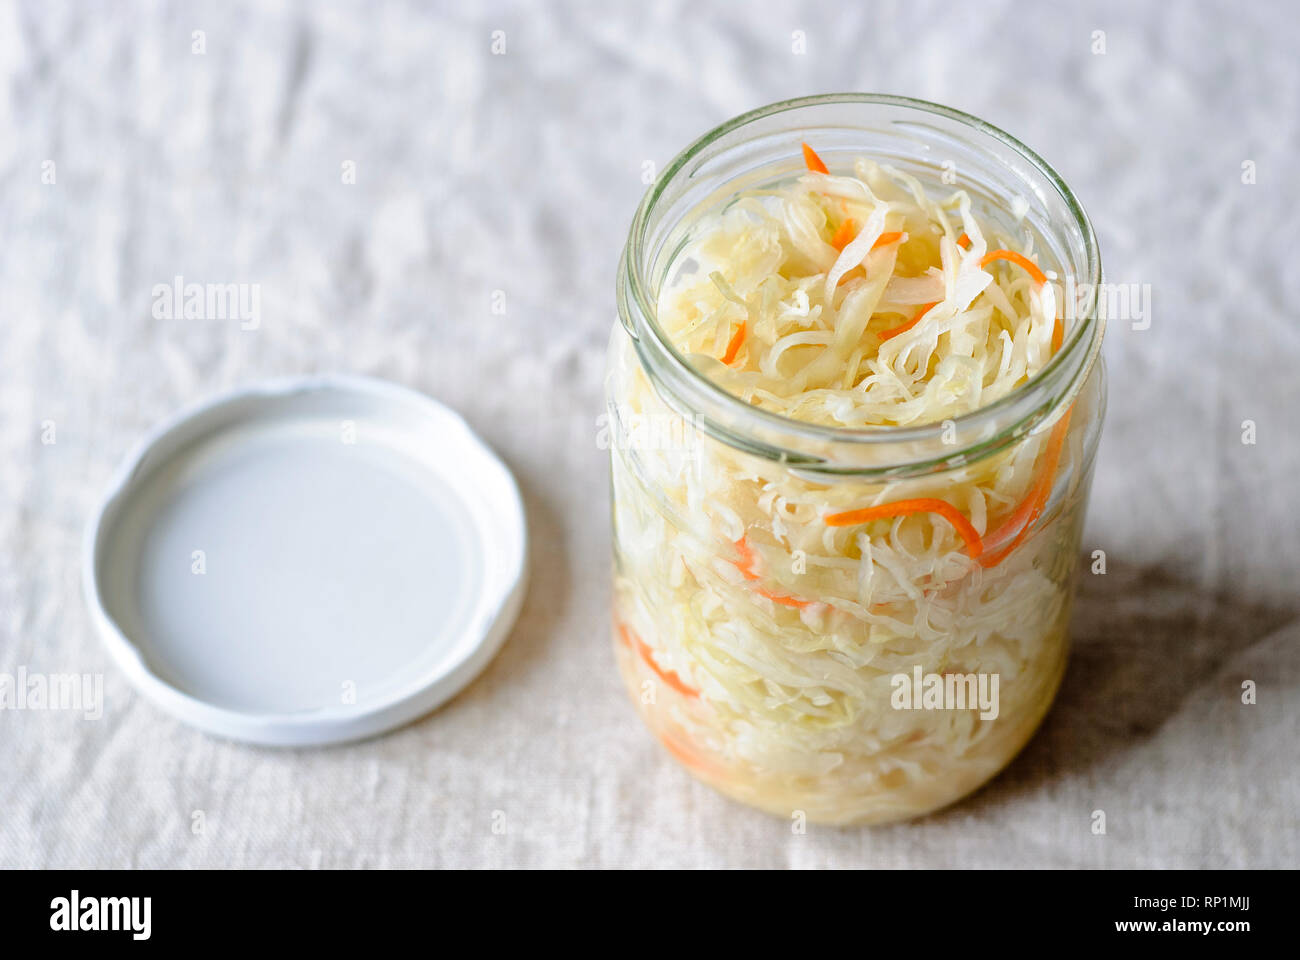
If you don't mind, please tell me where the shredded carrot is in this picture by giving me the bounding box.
[732,537,811,608]
[732,538,760,580]
[879,301,938,341]
[977,292,1070,566]
[833,232,905,288]
[659,733,706,770]
[756,588,809,608]
[620,623,699,698]
[801,142,829,174]
[721,321,747,365]
[656,728,723,777]
[830,218,856,251]
[978,409,1072,567]
[957,233,971,249]
[980,249,1047,287]
[824,498,984,559]
[977,490,1039,569]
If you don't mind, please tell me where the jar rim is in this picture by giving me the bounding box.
[618,93,1104,476]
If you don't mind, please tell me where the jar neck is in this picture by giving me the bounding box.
[616,94,1103,480]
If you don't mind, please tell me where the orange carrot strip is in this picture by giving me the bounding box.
[976,305,1070,567]
[621,623,699,698]
[755,588,810,609]
[660,733,707,770]
[878,247,1048,344]
[801,142,829,174]
[732,538,760,579]
[980,249,1047,287]
[957,233,971,249]
[833,232,905,288]
[982,247,1060,349]
[825,498,984,559]
[732,538,810,608]
[879,301,939,342]
[656,728,724,777]
[830,218,856,251]
[978,409,1072,567]
[977,491,1040,569]
[721,321,747,365]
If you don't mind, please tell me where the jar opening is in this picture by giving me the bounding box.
[617,93,1104,479]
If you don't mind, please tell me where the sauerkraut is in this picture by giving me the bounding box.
[609,143,1101,824]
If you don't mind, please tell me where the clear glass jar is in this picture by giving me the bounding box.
[608,94,1106,825]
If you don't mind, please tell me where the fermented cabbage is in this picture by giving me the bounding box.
[609,148,1091,824]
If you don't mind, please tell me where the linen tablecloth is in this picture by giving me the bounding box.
[1,0,1296,868]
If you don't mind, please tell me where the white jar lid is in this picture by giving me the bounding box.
[82,375,528,746]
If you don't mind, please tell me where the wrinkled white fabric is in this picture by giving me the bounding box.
[0,0,1296,868]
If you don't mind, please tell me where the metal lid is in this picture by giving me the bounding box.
[83,375,528,746]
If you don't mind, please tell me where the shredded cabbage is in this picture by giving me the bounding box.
[610,156,1097,824]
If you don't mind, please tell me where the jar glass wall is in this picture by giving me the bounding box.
[608,94,1106,825]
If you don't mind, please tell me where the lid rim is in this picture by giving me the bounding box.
[82,374,528,746]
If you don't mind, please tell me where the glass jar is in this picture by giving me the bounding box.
[607,94,1105,825]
